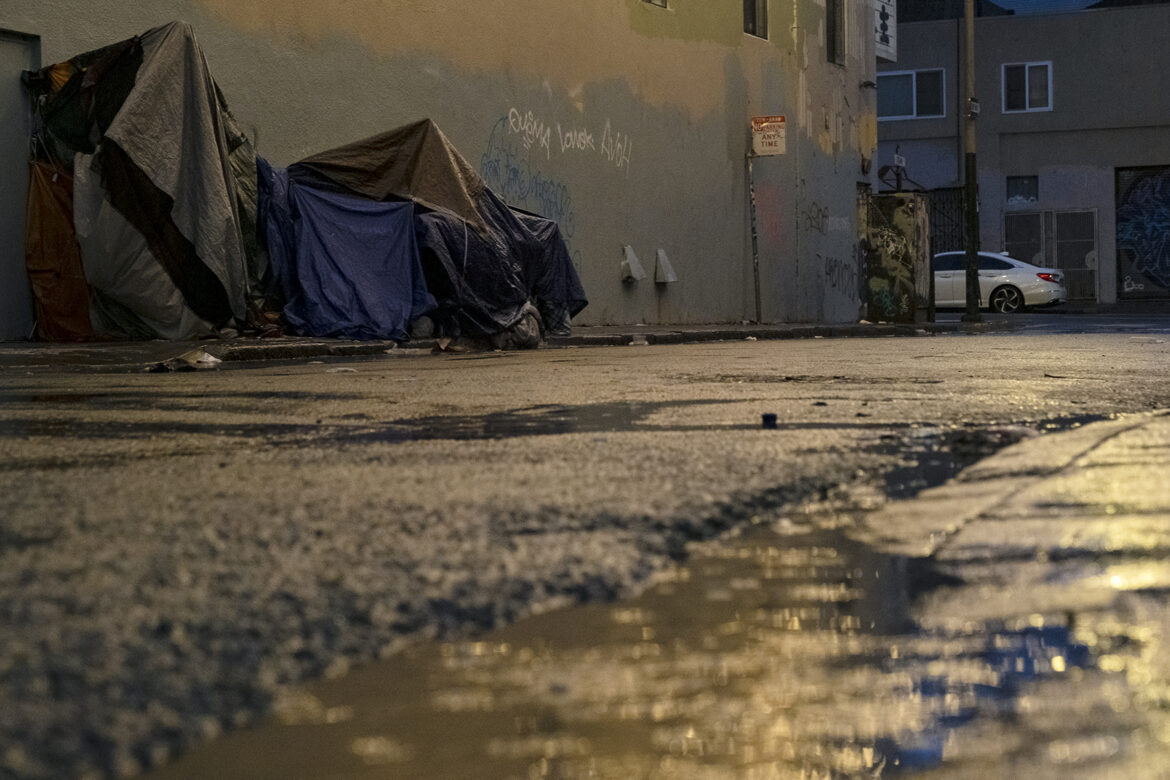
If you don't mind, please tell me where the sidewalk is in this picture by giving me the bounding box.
[0,317,1013,373]
[862,410,1170,565]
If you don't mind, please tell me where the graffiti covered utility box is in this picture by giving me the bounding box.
[865,193,931,323]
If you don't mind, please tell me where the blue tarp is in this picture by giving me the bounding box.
[415,188,587,338]
[256,120,586,342]
[258,158,435,341]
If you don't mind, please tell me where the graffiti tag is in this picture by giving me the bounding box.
[503,107,633,173]
[508,108,552,158]
[821,253,859,294]
[600,120,633,172]
[558,124,595,153]
[1123,275,1146,293]
[803,202,830,235]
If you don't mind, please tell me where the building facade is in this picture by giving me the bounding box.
[877,3,1170,305]
[0,0,881,340]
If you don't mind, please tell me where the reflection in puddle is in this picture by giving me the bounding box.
[151,527,1140,779]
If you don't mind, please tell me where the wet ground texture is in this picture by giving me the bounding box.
[150,415,1170,780]
[3,327,1170,779]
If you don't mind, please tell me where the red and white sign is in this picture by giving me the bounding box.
[751,115,787,157]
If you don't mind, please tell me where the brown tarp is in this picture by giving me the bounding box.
[24,162,93,341]
[291,118,488,233]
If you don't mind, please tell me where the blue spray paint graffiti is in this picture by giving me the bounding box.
[481,116,577,242]
[1116,167,1170,298]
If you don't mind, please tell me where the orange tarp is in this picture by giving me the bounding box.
[24,161,93,341]
[47,62,75,95]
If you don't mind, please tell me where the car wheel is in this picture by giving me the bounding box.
[989,285,1024,313]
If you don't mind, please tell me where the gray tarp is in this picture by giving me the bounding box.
[74,154,215,339]
[100,21,247,323]
[29,21,251,338]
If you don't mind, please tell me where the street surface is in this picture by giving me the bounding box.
[2,317,1170,778]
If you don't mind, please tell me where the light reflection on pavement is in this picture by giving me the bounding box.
[152,512,1170,779]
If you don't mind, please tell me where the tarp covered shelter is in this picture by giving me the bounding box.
[25,24,584,343]
[260,119,587,341]
[258,157,435,341]
[24,21,258,340]
[24,161,93,341]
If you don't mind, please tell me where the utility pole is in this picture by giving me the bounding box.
[962,0,982,322]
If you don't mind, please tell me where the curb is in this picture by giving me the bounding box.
[208,320,1017,362]
[857,411,1170,559]
[0,319,1020,372]
[547,320,1015,347]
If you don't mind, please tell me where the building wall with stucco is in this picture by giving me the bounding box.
[1,0,879,337]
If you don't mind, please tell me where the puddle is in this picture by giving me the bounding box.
[0,390,362,406]
[144,412,1163,779]
[149,524,1122,780]
[356,401,928,443]
[874,415,1109,499]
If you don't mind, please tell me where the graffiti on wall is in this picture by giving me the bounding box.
[481,106,636,267]
[1116,166,1170,299]
[507,109,553,157]
[821,252,859,298]
[499,107,632,172]
[599,120,633,172]
[804,201,830,235]
[482,116,578,240]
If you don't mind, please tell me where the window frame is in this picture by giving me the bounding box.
[877,68,947,121]
[1006,175,1040,204]
[1001,61,1053,114]
[744,0,768,39]
[826,0,845,65]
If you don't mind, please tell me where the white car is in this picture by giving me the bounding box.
[933,251,1067,313]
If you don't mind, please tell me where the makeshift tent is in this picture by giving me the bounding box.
[258,158,435,341]
[23,161,93,341]
[261,119,587,341]
[24,21,259,340]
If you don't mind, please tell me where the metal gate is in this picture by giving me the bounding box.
[1004,210,1098,301]
[925,187,965,255]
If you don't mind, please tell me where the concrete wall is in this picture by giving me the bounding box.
[878,6,1170,305]
[1,0,879,333]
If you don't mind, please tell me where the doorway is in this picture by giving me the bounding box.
[0,30,38,340]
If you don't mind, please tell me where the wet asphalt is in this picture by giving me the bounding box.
[2,317,1170,779]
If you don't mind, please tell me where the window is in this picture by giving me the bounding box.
[1006,175,1039,204]
[827,0,845,64]
[1002,62,1051,113]
[744,0,767,38]
[932,254,964,272]
[978,256,1013,271]
[877,70,945,120]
